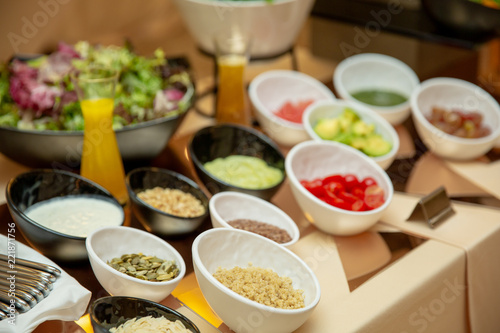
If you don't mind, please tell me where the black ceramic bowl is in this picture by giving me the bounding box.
[126,167,209,237]
[188,124,286,201]
[423,0,500,36]
[6,169,124,263]
[90,296,200,333]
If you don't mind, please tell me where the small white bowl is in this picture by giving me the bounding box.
[249,70,336,147]
[285,140,394,236]
[303,99,399,170]
[209,191,300,247]
[334,53,420,125]
[192,228,320,333]
[410,77,500,160]
[86,226,186,303]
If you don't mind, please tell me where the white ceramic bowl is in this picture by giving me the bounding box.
[249,70,336,147]
[209,191,300,247]
[410,77,500,160]
[86,226,186,303]
[334,53,420,125]
[192,228,320,333]
[173,0,315,58]
[285,141,394,236]
[303,99,399,170]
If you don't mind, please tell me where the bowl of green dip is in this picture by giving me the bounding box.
[334,53,420,126]
[188,124,286,201]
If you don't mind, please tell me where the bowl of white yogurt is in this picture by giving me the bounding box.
[6,169,125,263]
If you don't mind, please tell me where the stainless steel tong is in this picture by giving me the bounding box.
[0,255,61,317]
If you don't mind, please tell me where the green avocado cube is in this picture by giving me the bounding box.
[362,135,392,157]
[313,118,340,140]
[352,120,375,136]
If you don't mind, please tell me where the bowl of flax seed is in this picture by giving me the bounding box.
[209,191,300,247]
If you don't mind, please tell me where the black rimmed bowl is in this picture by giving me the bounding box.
[90,296,200,333]
[188,124,286,201]
[6,169,125,263]
[0,83,194,169]
[126,167,209,237]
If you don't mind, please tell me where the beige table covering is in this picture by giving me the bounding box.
[444,159,500,201]
[378,192,500,333]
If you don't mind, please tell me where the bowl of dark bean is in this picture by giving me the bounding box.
[188,124,286,201]
[125,167,209,237]
[209,191,300,247]
[86,226,186,303]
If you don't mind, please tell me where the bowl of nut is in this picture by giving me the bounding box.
[86,226,186,303]
[125,167,209,237]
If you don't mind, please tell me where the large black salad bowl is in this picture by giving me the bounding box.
[0,83,194,168]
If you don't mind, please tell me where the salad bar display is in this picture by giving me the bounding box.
[1,28,500,332]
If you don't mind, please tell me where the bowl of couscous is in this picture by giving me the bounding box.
[192,228,320,333]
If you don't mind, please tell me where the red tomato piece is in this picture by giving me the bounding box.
[361,177,377,189]
[351,186,365,199]
[325,192,350,210]
[351,199,366,211]
[302,179,326,198]
[343,174,360,191]
[322,174,346,186]
[337,191,359,204]
[364,185,385,209]
[324,181,345,196]
[274,100,314,124]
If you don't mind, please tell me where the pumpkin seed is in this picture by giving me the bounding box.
[107,253,180,282]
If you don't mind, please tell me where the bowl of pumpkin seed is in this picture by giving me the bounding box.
[86,226,186,302]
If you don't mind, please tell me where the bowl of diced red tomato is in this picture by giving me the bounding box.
[249,70,336,147]
[285,140,393,236]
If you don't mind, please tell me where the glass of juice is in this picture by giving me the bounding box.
[71,66,128,205]
[214,30,252,126]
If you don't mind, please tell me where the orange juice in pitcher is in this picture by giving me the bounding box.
[80,98,128,204]
[72,66,128,205]
[216,54,249,125]
[214,31,251,125]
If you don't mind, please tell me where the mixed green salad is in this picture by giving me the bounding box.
[0,41,192,131]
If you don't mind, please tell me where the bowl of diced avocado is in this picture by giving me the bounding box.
[303,100,399,170]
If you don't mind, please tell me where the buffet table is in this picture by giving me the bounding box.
[1,40,500,332]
